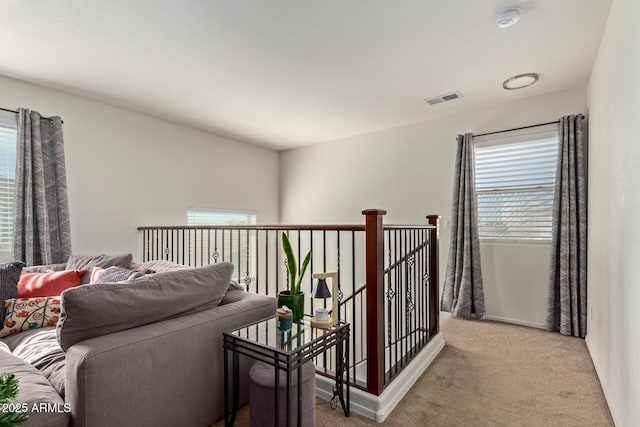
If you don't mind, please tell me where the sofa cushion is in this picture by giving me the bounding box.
[0,262,25,325]
[17,270,85,298]
[66,253,133,284]
[0,350,69,427]
[0,297,62,338]
[57,262,234,351]
[4,327,67,397]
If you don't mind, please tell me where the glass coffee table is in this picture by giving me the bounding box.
[223,316,350,427]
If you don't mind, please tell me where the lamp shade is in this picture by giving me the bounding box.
[313,278,331,299]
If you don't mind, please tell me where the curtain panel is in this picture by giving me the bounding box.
[546,114,587,338]
[12,108,72,266]
[441,133,486,319]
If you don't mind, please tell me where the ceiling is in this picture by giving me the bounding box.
[0,1,612,150]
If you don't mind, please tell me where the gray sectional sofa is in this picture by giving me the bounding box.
[0,259,276,427]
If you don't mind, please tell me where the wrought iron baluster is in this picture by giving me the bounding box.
[244,229,251,291]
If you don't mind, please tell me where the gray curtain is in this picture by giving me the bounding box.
[12,108,72,266]
[546,115,587,338]
[441,133,486,319]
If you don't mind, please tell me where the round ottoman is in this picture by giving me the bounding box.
[249,361,316,427]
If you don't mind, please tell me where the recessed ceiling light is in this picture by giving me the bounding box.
[503,73,539,90]
[496,8,520,28]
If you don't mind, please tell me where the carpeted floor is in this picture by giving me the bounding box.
[216,318,613,426]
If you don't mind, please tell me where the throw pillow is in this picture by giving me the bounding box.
[65,253,134,284]
[0,262,26,324]
[0,297,61,338]
[93,266,145,284]
[90,267,105,283]
[17,270,85,298]
[136,259,191,272]
[22,263,68,274]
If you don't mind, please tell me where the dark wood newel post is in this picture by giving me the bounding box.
[427,215,441,336]
[362,209,386,395]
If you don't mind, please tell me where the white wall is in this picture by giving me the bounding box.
[587,0,640,424]
[0,74,279,261]
[280,87,587,327]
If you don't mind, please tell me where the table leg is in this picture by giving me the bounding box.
[233,352,239,420]
[335,338,350,417]
[224,346,240,427]
[286,367,291,427]
[346,335,351,416]
[274,363,280,427]
[297,365,302,427]
[224,346,229,426]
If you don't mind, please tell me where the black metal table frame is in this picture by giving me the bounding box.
[223,319,350,427]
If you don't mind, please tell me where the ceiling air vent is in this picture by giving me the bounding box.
[424,91,463,106]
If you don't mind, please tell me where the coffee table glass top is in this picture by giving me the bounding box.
[227,316,345,354]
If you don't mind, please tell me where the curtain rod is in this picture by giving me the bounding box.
[474,114,584,138]
[0,107,63,124]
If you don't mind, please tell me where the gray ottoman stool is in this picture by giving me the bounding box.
[249,361,316,427]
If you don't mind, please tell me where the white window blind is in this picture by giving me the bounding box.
[0,117,17,251]
[187,208,256,280]
[474,129,558,242]
[187,208,256,227]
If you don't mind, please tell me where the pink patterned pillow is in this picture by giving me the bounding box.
[90,267,105,284]
[0,297,61,337]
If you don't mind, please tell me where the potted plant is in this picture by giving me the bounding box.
[278,232,311,321]
[0,373,29,425]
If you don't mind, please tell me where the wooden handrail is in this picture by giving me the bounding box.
[138,224,366,231]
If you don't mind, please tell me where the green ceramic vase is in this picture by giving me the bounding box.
[277,291,305,321]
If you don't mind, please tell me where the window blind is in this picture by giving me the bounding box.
[0,121,17,249]
[187,208,257,279]
[474,131,558,242]
[187,208,256,226]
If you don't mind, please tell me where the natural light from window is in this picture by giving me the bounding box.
[474,129,558,242]
[187,207,257,280]
[0,117,17,252]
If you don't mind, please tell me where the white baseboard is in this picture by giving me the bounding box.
[484,315,545,329]
[315,334,446,422]
[585,335,620,426]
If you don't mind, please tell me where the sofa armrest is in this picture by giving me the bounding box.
[65,292,276,427]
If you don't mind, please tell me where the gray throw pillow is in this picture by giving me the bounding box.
[66,253,133,284]
[0,262,25,324]
[136,259,191,272]
[22,263,67,273]
[56,262,234,351]
[93,266,145,284]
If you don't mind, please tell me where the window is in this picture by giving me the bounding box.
[474,129,558,242]
[187,208,256,280]
[0,116,17,252]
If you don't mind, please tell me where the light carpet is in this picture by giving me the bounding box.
[215,318,613,426]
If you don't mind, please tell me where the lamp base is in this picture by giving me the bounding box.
[310,316,333,329]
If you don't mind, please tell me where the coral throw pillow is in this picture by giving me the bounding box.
[17,270,85,298]
[0,297,61,337]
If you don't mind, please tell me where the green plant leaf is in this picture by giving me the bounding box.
[296,251,311,293]
[281,233,297,293]
[0,373,29,425]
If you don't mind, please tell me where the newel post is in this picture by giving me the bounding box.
[427,215,441,335]
[362,209,386,395]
